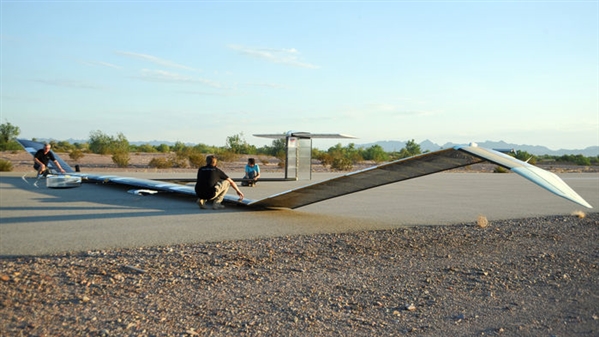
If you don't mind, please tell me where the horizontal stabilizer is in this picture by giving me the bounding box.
[254,132,357,139]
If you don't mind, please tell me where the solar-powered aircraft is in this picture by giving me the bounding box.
[16,136,593,210]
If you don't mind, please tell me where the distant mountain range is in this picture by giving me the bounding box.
[358,140,598,157]
[51,138,598,157]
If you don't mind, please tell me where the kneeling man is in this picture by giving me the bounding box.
[195,155,244,210]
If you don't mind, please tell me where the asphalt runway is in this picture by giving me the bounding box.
[1,171,597,256]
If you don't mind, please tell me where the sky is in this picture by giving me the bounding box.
[1,1,598,150]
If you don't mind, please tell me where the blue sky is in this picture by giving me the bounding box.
[1,1,597,150]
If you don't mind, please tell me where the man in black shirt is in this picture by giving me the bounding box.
[195,155,244,210]
[34,143,65,176]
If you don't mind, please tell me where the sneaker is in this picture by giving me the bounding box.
[197,199,207,209]
[212,202,225,210]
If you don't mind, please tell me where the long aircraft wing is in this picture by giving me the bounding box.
[246,145,592,209]
[17,139,593,209]
[248,147,482,208]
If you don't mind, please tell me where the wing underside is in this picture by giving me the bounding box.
[247,145,592,209]
[248,148,484,209]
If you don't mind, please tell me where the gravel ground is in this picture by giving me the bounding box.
[1,213,598,336]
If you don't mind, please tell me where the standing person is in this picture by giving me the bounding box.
[242,158,261,187]
[33,143,65,176]
[195,155,244,210]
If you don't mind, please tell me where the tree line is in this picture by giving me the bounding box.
[0,120,597,171]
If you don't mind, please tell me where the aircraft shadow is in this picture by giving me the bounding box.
[1,176,248,225]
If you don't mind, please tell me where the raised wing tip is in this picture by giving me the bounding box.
[458,145,594,209]
[512,167,593,209]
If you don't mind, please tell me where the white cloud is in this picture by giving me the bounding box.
[79,60,122,69]
[32,79,104,90]
[116,51,198,71]
[229,45,319,69]
[244,82,288,89]
[135,69,225,88]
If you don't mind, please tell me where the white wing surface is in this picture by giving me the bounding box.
[457,145,593,209]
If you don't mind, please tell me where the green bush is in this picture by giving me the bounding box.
[155,144,170,153]
[111,151,130,168]
[317,153,333,168]
[69,149,85,161]
[136,143,157,153]
[188,153,205,168]
[215,150,238,163]
[331,157,353,171]
[493,166,509,173]
[0,141,22,151]
[0,159,13,171]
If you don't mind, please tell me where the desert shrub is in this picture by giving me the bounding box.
[53,141,74,152]
[316,153,333,168]
[259,157,269,165]
[188,153,205,168]
[0,159,13,171]
[148,157,173,169]
[89,130,129,156]
[155,144,170,153]
[493,166,509,173]
[136,144,157,153]
[69,149,85,161]
[0,141,22,151]
[170,155,189,168]
[362,144,389,163]
[513,150,537,165]
[331,157,353,171]
[89,130,113,155]
[226,132,256,154]
[112,151,130,168]
[0,121,21,151]
[215,150,238,162]
[559,154,591,166]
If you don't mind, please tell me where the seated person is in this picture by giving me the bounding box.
[195,155,243,210]
[242,158,261,186]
